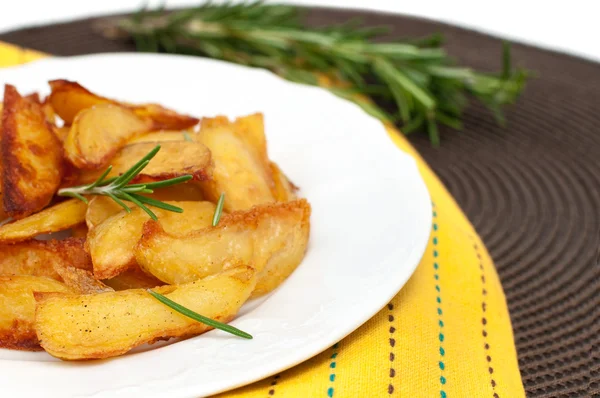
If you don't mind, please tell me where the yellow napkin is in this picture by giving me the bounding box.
[0,41,525,397]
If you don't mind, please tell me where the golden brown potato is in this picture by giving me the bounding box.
[135,199,310,290]
[104,267,163,291]
[35,266,255,360]
[270,162,298,202]
[0,199,87,243]
[198,114,275,211]
[87,201,217,280]
[78,141,213,184]
[1,85,63,218]
[48,80,198,129]
[64,104,153,169]
[0,238,91,280]
[0,276,72,350]
[52,264,113,294]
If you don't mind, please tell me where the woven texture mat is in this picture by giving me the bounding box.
[1,8,599,397]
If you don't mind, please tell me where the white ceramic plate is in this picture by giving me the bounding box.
[0,54,431,398]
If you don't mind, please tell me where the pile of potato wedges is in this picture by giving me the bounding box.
[0,81,310,360]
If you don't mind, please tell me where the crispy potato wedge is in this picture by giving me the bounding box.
[65,104,154,169]
[78,141,212,184]
[35,266,255,360]
[270,162,298,202]
[198,114,275,211]
[48,80,198,129]
[53,264,113,294]
[0,199,87,243]
[88,201,217,280]
[135,199,310,288]
[127,129,197,144]
[0,238,91,280]
[104,267,163,291]
[1,85,63,218]
[0,276,72,350]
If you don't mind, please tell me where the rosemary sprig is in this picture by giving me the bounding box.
[57,145,193,220]
[147,289,252,339]
[212,193,225,226]
[114,2,529,145]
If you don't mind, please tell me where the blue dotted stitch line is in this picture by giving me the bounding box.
[327,343,339,397]
[432,203,447,398]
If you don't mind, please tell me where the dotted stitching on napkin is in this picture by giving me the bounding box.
[327,343,339,397]
[471,238,499,398]
[266,374,280,396]
[432,204,447,398]
[388,302,396,394]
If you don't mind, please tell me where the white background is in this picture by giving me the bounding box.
[0,0,597,62]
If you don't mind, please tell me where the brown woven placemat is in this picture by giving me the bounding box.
[1,8,599,397]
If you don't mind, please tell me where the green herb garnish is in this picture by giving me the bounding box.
[147,289,252,339]
[58,145,192,220]
[114,2,529,145]
[212,193,225,226]
[183,131,193,142]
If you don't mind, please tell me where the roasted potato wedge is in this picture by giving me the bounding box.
[198,114,275,211]
[48,80,198,129]
[64,104,153,169]
[0,199,87,243]
[104,267,163,291]
[0,238,91,280]
[135,199,310,289]
[1,85,63,218]
[53,264,113,294]
[35,266,255,360]
[0,276,72,350]
[87,201,217,280]
[78,141,212,184]
[270,162,298,202]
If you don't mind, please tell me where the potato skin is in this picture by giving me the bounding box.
[0,276,72,350]
[0,199,87,243]
[35,267,255,360]
[135,199,311,292]
[1,85,63,218]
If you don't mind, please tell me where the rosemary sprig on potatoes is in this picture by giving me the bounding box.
[58,145,193,221]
